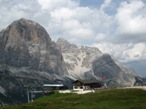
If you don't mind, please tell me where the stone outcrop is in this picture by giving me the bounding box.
[57,38,137,87]
[0,18,68,105]
[0,18,67,75]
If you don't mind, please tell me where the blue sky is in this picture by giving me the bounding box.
[0,0,146,76]
[80,0,103,7]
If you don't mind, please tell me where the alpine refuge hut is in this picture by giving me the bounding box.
[72,80,103,90]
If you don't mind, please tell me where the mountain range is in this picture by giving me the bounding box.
[0,18,142,106]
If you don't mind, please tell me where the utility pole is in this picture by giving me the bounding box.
[27,87,30,103]
[31,91,34,102]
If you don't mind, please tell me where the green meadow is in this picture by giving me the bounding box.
[1,89,146,109]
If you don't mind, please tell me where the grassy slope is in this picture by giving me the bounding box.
[1,89,146,109]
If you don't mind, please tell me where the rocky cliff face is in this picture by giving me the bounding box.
[92,54,136,87]
[0,18,68,106]
[57,38,137,87]
[57,38,102,80]
[0,18,67,75]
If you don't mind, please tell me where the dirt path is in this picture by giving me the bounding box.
[122,86,146,91]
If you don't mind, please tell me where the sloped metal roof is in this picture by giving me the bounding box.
[73,79,103,84]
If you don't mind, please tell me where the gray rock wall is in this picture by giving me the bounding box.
[0,18,67,75]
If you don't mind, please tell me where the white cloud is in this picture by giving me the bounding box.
[115,0,146,42]
[48,5,112,43]
[100,0,112,11]
[122,43,146,62]
[37,0,79,10]
[93,42,146,63]
[95,33,106,41]
[0,0,41,29]
[51,8,76,20]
